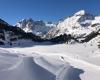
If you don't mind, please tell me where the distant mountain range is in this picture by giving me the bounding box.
[0,10,100,47]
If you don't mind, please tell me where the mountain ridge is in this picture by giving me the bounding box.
[0,10,99,46]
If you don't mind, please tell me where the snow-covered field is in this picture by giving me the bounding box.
[0,39,100,80]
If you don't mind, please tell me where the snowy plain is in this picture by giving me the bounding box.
[0,38,100,80]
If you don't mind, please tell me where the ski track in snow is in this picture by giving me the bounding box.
[34,53,100,80]
[33,52,100,80]
[1,55,23,71]
[56,61,69,80]
[42,53,100,69]
[0,48,100,80]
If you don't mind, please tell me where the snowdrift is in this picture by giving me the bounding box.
[0,53,55,80]
[0,51,84,80]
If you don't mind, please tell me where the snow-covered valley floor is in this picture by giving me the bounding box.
[0,41,100,80]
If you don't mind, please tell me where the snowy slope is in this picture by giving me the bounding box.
[0,31,99,80]
[0,52,55,80]
[0,49,83,80]
[0,40,100,80]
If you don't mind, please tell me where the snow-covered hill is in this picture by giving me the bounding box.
[0,39,100,80]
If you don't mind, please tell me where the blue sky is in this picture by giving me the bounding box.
[0,0,99,24]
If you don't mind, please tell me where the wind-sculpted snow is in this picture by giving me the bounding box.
[2,40,99,80]
[0,53,55,80]
[34,55,84,80]
[0,51,85,80]
[56,66,83,80]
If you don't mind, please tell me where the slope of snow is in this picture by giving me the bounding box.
[7,41,99,65]
[0,52,55,80]
[0,42,100,80]
[0,33,99,80]
[0,49,85,80]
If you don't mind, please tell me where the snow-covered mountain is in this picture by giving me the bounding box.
[16,18,55,37]
[0,10,100,80]
[0,10,99,45]
[46,10,100,40]
[0,19,47,45]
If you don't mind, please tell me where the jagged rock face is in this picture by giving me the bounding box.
[16,18,55,37]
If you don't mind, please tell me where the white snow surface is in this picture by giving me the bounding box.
[0,35,100,80]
